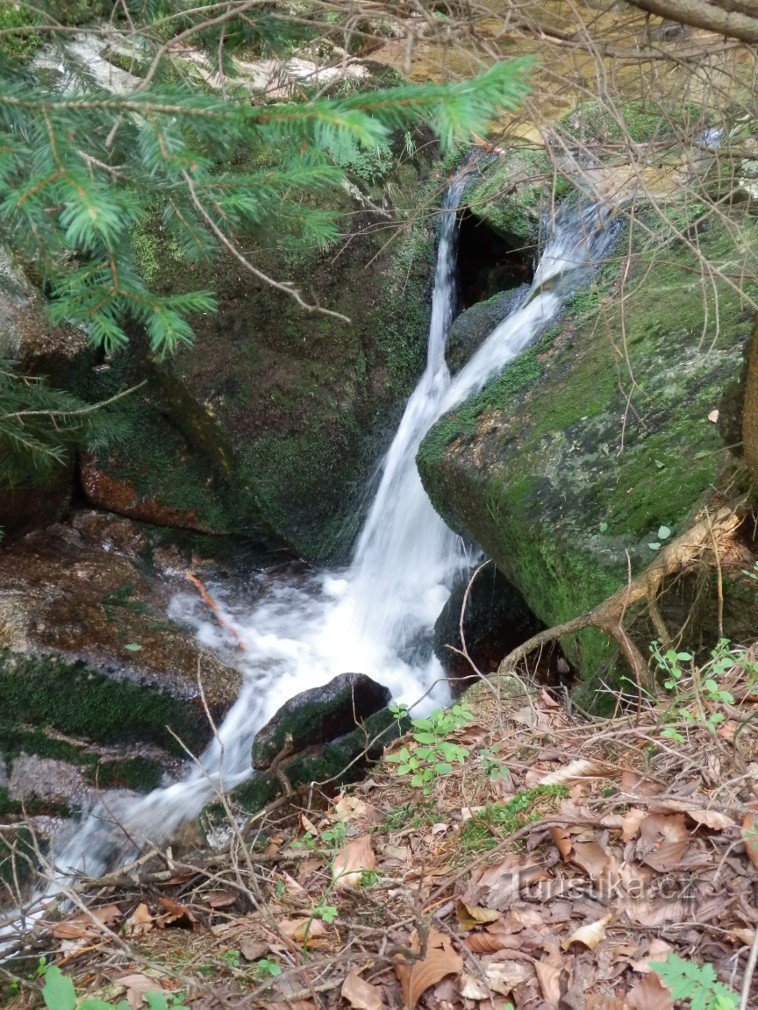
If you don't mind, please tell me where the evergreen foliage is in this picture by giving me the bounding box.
[0,3,529,482]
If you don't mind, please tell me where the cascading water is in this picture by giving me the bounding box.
[3,169,615,940]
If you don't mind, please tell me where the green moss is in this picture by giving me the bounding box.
[458,785,569,854]
[0,4,43,62]
[419,218,756,707]
[0,650,209,754]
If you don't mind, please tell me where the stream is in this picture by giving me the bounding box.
[4,167,615,939]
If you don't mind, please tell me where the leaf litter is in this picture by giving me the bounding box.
[7,653,758,1010]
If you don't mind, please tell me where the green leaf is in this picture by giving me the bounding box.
[124,642,142,651]
[648,542,661,551]
[599,522,608,532]
[42,967,76,1010]
[144,993,169,1010]
[658,525,672,539]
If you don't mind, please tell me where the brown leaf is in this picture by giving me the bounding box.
[485,961,532,995]
[626,972,673,1010]
[279,916,327,945]
[538,760,608,785]
[549,825,573,859]
[342,971,383,1010]
[51,903,121,940]
[742,813,758,868]
[466,931,511,954]
[621,771,663,797]
[158,896,199,931]
[239,937,269,961]
[685,808,736,831]
[571,841,610,880]
[333,835,376,890]
[113,973,160,1010]
[395,928,462,1009]
[620,808,647,841]
[283,872,308,899]
[206,890,237,909]
[641,839,690,872]
[563,914,611,950]
[454,900,502,931]
[624,899,686,927]
[124,902,154,938]
[639,812,689,845]
[533,958,564,1007]
[459,973,490,1000]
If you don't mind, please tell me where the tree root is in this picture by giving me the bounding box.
[498,500,746,695]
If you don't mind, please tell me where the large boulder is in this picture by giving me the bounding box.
[446,286,529,374]
[418,219,757,709]
[252,672,392,771]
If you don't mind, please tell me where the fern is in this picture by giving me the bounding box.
[651,955,738,1010]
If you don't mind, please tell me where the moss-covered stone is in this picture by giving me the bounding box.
[418,219,757,708]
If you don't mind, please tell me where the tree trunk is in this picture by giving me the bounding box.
[626,0,758,43]
[744,320,758,486]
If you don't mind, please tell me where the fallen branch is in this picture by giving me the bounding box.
[185,573,245,649]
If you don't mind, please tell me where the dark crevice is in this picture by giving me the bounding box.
[457,209,534,308]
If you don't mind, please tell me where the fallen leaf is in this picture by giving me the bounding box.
[742,813,758,868]
[239,937,269,961]
[685,808,736,831]
[571,841,610,880]
[624,900,686,927]
[158,896,199,931]
[51,903,121,940]
[563,915,611,950]
[279,916,327,945]
[395,928,462,1009]
[621,771,663,797]
[620,808,647,841]
[533,958,564,1007]
[113,973,160,1010]
[538,760,608,785]
[333,835,376,890]
[206,890,237,909]
[630,939,672,973]
[466,931,511,954]
[124,902,154,938]
[455,900,502,931]
[112,969,158,1010]
[639,812,690,845]
[641,838,690,872]
[283,872,308,899]
[459,973,490,1000]
[486,961,532,995]
[341,971,383,1010]
[549,825,573,859]
[708,409,719,422]
[626,971,673,1010]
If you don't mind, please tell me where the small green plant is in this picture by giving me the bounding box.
[360,869,379,886]
[653,639,737,740]
[648,525,673,551]
[292,820,346,851]
[312,902,339,924]
[221,949,241,969]
[480,746,510,783]
[39,964,189,1010]
[386,703,473,792]
[741,561,758,581]
[253,958,282,981]
[650,955,738,1009]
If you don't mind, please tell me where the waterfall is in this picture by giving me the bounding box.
[3,173,614,936]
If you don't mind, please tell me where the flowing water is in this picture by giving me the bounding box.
[3,171,615,938]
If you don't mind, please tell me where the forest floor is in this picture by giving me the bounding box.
[2,651,758,1010]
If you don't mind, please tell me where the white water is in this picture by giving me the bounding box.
[3,174,614,939]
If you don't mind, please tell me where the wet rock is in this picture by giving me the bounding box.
[446,287,529,374]
[0,512,242,754]
[252,673,392,770]
[8,754,92,810]
[434,564,544,696]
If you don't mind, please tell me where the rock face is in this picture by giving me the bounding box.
[81,160,436,560]
[252,673,392,771]
[0,510,243,818]
[434,565,545,695]
[446,287,528,375]
[418,219,757,708]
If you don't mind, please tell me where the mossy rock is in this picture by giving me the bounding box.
[418,219,757,709]
[446,287,528,374]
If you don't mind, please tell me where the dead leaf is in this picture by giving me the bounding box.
[395,928,462,1009]
[466,931,511,953]
[206,890,237,909]
[708,409,719,422]
[620,808,647,841]
[571,841,610,880]
[549,825,573,859]
[563,915,611,950]
[124,902,154,938]
[113,973,160,1010]
[626,971,674,1010]
[158,896,199,931]
[455,900,502,931]
[486,960,532,995]
[459,974,490,1000]
[279,916,327,945]
[533,958,564,1007]
[239,937,269,961]
[51,903,120,940]
[283,872,308,899]
[742,813,758,868]
[621,771,663,797]
[630,940,672,973]
[341,971,383,1010]
[641,839,690,872]
[639,812,690,845]
[538,760,608,785]
[625,900,686,927]
[685,808,736,831]
[333,835,376,890]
